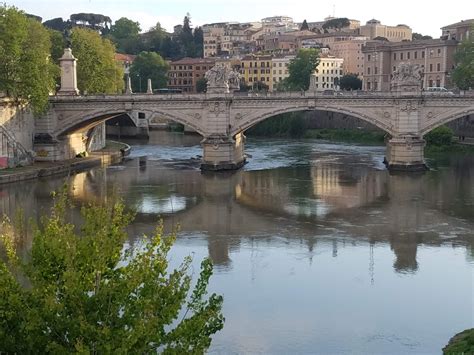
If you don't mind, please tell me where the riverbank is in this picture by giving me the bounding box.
[0,140,130,185]
[304,128,386,145]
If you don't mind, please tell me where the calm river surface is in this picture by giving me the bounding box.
[1,130,473,354]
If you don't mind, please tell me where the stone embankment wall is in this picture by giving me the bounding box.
[0,99,35,168]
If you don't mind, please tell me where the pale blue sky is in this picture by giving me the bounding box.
[6,0,473,38]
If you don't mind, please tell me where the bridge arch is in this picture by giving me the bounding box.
[232,105,394,137]
[420,108,474,135]
[56,110,135,137]
[55,107,206,137]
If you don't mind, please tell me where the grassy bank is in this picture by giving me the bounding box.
[304,128,386,144]
[425,143,474,155]
[443,328,474,354]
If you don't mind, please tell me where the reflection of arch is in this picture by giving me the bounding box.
[421,108,474,135]
[233,105,393,136]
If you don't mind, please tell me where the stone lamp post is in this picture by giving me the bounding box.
[57,48,79,96]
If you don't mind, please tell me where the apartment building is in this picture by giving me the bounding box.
[167,58,216,93]
[361,39,458,91]
[310,50,344,91]
[272,55,294,87]
[328,38,366,77]
[203,22,262,57]
[240,55,273,90]
[360,19,412,42]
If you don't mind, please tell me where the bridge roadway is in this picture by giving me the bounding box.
[36,91,474,171]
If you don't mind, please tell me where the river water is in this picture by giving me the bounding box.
[1,130,473,354]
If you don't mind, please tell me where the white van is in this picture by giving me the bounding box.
[424,87,454,95]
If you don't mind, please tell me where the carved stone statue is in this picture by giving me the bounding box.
[205,64,241,94]
[391,62,423,92]
[228,70,241,91]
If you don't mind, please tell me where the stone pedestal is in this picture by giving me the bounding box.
[201,133,246,171]
[57,48,79,96]
[385,136,427,171]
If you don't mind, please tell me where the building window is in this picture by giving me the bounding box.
[436,79,441,87]
[437,63,440,71]
[393,53,397,60]
[407,52,410,59]
[414,51,418,59]
[400,53,404,60]
[437,48,441,55]
[368,54,371,61]
[375,67,378,74]
[422,51,425,58]
[367,82,371,90]
[429,79,433,86]
[429,64,433,71]
[367,67,371,75]
[393,66,396,72]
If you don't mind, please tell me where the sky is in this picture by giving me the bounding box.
[6,0,474,38]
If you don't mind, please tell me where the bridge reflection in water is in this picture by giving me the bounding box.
[1,150,473,275]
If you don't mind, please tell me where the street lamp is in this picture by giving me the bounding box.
[136,73,142,93]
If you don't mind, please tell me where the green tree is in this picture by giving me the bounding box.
[179,14,197,57]
[129,51,169,92]
[412,32,433,40]
[452,31,474,90]
[71,27,124,94]
[109,17,142,54]
[281,48,320,91]
[322,18,350,30]
[48,29,66,64]
[196,77,207,93]
[300,20,309,31]
[424,125,454,146]
[0,5,58,114]
[0,191,224,353]
[339,73,362,90]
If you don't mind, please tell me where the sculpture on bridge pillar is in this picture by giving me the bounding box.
[57,48,79,96]
[390,62,423,93]
[205,64,240,94]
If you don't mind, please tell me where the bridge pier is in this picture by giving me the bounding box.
[385,136,427,171]
[201,133,246,171]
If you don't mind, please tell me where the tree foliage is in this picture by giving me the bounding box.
[424,125,454,146]
[300,20,309,31]
[196,77,207,93]
[280,48,320,91]
[71,27,124,94]
[0,190,224,353]
[412,32,433,40]
[452,31,474,90]
[322,18,350,30]
[70,13,112,33]
[0,5,58,114]
[339,73,362,90]
[43,17,69,32]
[129,51,169,92]
[109,17,142,54]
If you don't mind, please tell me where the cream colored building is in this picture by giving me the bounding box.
[240,55,273,91]
[360,19,412,42]
[362,39,458,91]
[272,55,294,88]
[311,51,344,91]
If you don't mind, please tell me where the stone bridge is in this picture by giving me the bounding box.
[36,91,474,171]
[34,48,474,171]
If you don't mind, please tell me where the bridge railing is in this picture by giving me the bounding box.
[49,89,474,101]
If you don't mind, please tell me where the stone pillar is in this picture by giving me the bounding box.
[125,75,133,94]
[385,135,427,171]
[201,133,246,171]
[57,48,79,95]
[146,79,153,94]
